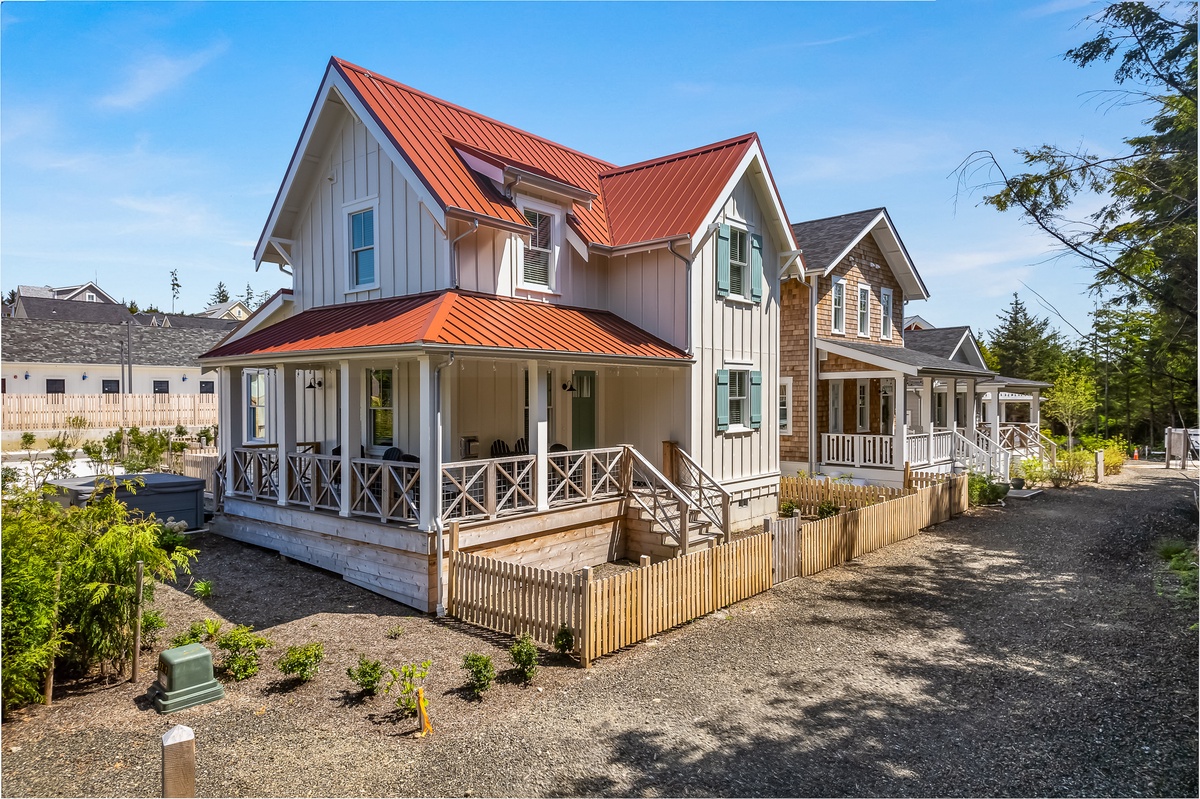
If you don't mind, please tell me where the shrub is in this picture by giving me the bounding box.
[968,473,1008,506]
[385,624,404,640]
[277,642,324,682]
[170,621,208,648]
[1018,458,1048,488]
[140,610,167,649]
[510,633,539,683]
[779,500,796,518]
[216,625,272,681]
[385,660,431,713]
[461,653,495,698]
[192,580,214,600]
[553,623,574,656]
[346,655,384,696]
[816,500,840,519]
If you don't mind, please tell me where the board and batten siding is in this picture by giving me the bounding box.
[603,248,688,352]
[688,173,780,490]
[289,109,449,313]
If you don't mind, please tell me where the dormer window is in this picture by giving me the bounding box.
[522,209,552,288]
[347,203,378,291]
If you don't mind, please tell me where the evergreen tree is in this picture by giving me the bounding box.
[209,282,230,306]
[170,269,181,313]
[242,283,256,308]
[985,294,1066,381]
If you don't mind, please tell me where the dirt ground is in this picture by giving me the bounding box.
[2,464,1196,797]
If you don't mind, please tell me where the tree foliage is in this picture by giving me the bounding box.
[1044,366,1099,449]
[986,294,1066,381]
[209,281,230,306]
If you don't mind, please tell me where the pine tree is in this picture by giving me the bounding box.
[170,269,181,313]
[209,282,230,306]
[986,294,1066,382]
[242,283,256,307]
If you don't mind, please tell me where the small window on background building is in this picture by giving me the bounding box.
[102,379,120,394]
[829,382,843,433]
[153,380,170,395]
[46,379,65,394]
[350,208,375,289]
[199,380,215,395]
[857,380,870,431]
[779,377,792,435]
[831,279,845,333]
[522,209,553,288]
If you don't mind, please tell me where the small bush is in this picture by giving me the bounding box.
[461,653,495,698]
[816,500,840,519]
[385,624,404,640]
[779,500,796,518]
[968,473,1008,506]
[553,623,574,656]
[141,610,167,649]
[203,619,223,640]
[346,655,384,696]
[170,621,209,648]
[510,633,539,683]
[1018,458,1048,488]
[192,580,214,600]
[385,660,431,714]
[216,625,272,681]
[277,642,324,682]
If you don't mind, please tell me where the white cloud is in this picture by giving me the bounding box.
[96,41,228,110]
[1021,0,1101,19]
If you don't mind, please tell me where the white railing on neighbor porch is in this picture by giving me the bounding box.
[988,423,1057,464]
[822,433,898,468]
[905,430,954,468]
[3,393,219,431]
[546,447,624,505]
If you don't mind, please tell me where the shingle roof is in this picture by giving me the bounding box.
[134,313,239,331]
[15,297,137,325]
[790,208,886,273]
[2,318,228,368]
[903,326,973,360]
[817,338,994,377]
[202,289,689,362]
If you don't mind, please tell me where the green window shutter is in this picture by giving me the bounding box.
[749,371,763,429]
[716,224,731,298]
[750,233,763,302]
[716,369,730,432]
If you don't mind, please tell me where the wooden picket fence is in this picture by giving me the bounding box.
[180,451,221,497]
[906,468,954,489]
[778,475,908,516]
[2,393,218,432]
[447,473,968,667]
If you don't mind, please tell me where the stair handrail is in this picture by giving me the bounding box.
[1033,426,1058,463]
[622,445,697,556]
[672,444,731,539]
[951,429,991,474]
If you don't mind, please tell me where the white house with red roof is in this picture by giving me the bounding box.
[202,57,799,612]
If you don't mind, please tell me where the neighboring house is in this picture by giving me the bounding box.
[12,296,138,325]
[199,300,253,321]
[16,281,120,305]
[902,314,934,331]
[201,57,798,612]
[779,208,1018,485]
[135,312,241,331]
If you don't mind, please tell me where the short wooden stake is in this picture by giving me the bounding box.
[131,560,145,683]
[1095,450,1104,483]
[161,724,196,798]
[416,687,433,737]
[43,562,63,706]
[903,461,912,490]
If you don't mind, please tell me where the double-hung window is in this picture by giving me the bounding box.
[880,288,894,340]
[367,369,394,448]
[829,382,843,434]
[349,207,376,290]
[728,370,748,427]
[522,209,553,289]
[831,278,846,334]
[779,376,793,436]
[856,379,870,432]
[857,285,871,337]
[245,372,266,441]
[716,369,762,432]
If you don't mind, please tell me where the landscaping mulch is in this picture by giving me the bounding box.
[3,464,1196,797]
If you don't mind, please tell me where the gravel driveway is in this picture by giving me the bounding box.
[3,464,1196,797]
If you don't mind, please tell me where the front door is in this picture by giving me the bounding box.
[571,371,596,450]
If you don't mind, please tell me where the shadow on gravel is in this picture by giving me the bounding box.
[562,476,1199,798]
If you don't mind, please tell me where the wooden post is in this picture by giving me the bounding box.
[639,555,650,568]
[1095,450,1104,483]
[581,567,594,669]
[903,461,912,490]
[43,561,62,706]
[677,497,690,556]
[661,441,676,484]
[131,560,145,682]
[161,724,196,798]
[449,521,460,552]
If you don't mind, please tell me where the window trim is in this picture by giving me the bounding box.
[244,371,267,443]
[779,376,793,436]
[344,197,380,294]
[516,197,562,294]
[829,381,843,434]
[857,283,871,338]
[880,288,894,340]
[830,277,846,335]
[728,226,749,300]
[856,379,871,432]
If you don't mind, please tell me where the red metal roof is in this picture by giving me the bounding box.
[332,58,759,249]
[201,290,690,362]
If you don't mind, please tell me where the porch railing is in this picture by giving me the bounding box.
[230,448,278,501]
[822,433,897,468]
[441,454,536,522]
[547,447,624,506]
[904,430,953,467]
[350,458,420,524]
[286,453,343,513]
[624,446,695,555]
[988,423,1057,464]
[672,445,731,538]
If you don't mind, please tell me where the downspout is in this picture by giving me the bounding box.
[808,271,818,471]
[432,352,455,617]
[666,239,693,356]
[449,220,479,290]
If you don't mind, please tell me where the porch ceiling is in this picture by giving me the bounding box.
[200,289,691,365]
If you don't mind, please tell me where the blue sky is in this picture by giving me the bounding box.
[1,0,1140,339]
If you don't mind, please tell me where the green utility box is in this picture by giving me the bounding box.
[148,643,224,714]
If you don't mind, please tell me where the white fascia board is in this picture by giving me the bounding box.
[254,67,446,268]
[565,224,589,261]
[819,210,887,279]
[815,339,918,375]
[871,213,930,300]
[689,142,798,255]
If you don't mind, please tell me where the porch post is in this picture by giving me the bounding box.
[1030,389,1041,428]
[418,355,438,531]
[528,360,549,511]
[965,378,977,440]
[339,359,361,518]
[222,366,243,493]
[275,363,296,507]
[948,379,959,433]
[892,373,906,469]
[920,377,933,432]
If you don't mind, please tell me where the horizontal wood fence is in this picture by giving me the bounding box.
[179,451,221,496]
[779,476,908,515]
[3,394,218,432]
[448,473,968,667]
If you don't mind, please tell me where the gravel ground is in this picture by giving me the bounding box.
[3,464,1196,797]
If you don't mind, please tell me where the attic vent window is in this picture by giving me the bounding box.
[522,209,552,288]
[729,229,748,297]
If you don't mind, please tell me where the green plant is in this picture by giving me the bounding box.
[192,580,214,600]
[277,642,325,682]
[509,633,538,683]
[203,618,223,640]
[461,653,495,698]
[967,472,1008,505]
[1019,458,1048,488]
[385,660,431,713]
[140,610,167,649]
[216,625,272,681]
[816,500,841,519]
[385,624,404,640]
[170,621,209,648]
[346,654,385,696]
[779,500,796,518]
[553,623,574,656]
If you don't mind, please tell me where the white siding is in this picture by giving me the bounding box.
[605,248,687,351]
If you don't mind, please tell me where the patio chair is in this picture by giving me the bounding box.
[490,439,511,458]
[382,447,404,462]
[514,438,529,455]
[549,443,568,453]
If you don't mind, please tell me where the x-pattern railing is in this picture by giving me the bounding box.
[547,447,623,505]
[672,445,730,538]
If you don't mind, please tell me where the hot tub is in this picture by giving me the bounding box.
[48,473,206,530]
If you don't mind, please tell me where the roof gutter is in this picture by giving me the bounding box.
[590,235,689,257]
[200,343,694,368]
[449,219,479,290]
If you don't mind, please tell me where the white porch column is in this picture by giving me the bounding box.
[339,359,361,518]
[528,360,549,511]
[965,378,978,439]
[1001,400,1008,423]
[275,363,296,507]
[919,377,933,432]
[221,366,243,493]
[990,388,1001,445]
[948,379,959,433]
[892,373,907,468]
[1030,389,1041,428]
[418,355,438,531]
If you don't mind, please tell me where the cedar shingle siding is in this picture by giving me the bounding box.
[813,234,904,345]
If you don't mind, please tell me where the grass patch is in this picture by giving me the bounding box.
[1156,538,1198,607]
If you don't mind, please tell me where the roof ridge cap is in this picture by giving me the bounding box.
[416,291,458,343]
[600,133,757,178]
[333,57,617,171]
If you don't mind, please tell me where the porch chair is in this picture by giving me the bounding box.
[549,443,568,453]
[490,439,512,458]
[513,438,529,455]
